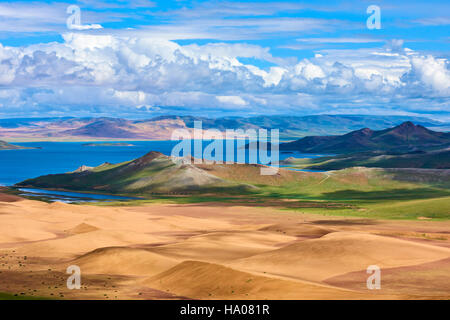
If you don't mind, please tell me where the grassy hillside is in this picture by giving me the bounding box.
[16,151,253,195]
[15,151,450,220]
[262,167,450,220]
[283,149,450,170]
[89,166,450,220]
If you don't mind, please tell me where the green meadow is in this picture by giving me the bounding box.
[90,167,450,220]
[14,149,449,220]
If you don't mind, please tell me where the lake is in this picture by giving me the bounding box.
[0,141,179,186]
[0,141,328,202]
[17,188,139,203]
[0,141,327,186]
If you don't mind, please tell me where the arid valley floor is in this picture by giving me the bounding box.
[0,191,449,300]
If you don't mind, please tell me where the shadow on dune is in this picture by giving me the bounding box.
[311,219,379,226]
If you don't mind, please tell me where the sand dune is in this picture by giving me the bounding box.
[150,230,296,263]
[0,217,57,244]
[144,260,399,300]
[259,223,333,238]
[16,229,168,259]
[149,214,237,233]
[231,231,450,282]
[71,247,179,276]
[0,191,23,202]
[1,193,449,299]
[66,223,99,235]
[0,201,60,244]
[324,257,450,297]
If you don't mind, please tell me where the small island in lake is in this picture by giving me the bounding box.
[0,140,39,150]
[82,142,135,147]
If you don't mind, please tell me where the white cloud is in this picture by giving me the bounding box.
[216,95,247,106]
[0,33,448,117]
[404,55,450,95]
[414,17,450,26]
[296,37,383,44]
[69,24,103,31]
[294,60,326,80]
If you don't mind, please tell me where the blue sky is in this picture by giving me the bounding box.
[0,0,449,120]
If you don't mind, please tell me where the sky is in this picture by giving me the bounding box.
[0,0,449,120]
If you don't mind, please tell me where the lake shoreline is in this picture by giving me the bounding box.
[11,186,140,203]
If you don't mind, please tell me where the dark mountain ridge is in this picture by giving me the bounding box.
[280,122,450,154]
[62,118,139,138]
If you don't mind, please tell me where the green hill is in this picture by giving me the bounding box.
[285,148,450,170]
[15,151,252,195]
[13,150,450,219]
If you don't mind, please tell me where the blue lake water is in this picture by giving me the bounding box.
[0,141,179,186]
[18,188,139,203]
[0,141,326,186]
[278,166,327,173]
[0,141,327,202]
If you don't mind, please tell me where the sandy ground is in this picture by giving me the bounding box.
[0,192,449,300]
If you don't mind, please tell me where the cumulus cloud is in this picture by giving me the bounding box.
[216,95,247,106]
[403,55,450,96]
[0,33,448,117]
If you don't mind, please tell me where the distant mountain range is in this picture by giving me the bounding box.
[278,122,450,170]
[82,143,135,147]
[280,122,450,154]
[0,115,448,141]
[0,117,187,141]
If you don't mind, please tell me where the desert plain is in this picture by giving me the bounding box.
[0,190,449,300]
